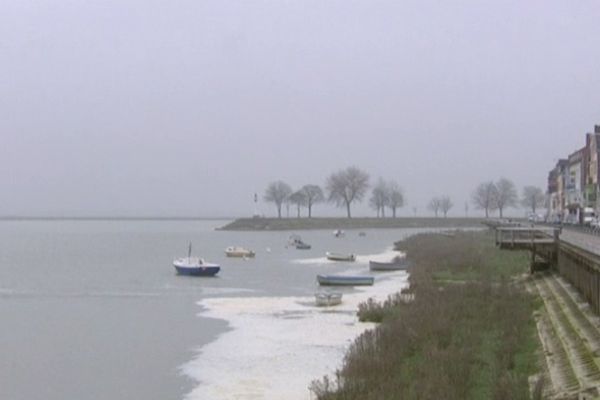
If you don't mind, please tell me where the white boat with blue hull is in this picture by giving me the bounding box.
[173,244,220,277]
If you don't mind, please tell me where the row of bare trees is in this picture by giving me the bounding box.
[472,178,545,218]
[368,178,405,218]
[427,196,454,218]
[265,172,545,219]
[263,182,325,218]
[263,166,405,218]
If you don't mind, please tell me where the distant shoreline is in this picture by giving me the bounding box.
[218,217,484,231]
[0,216,235,221]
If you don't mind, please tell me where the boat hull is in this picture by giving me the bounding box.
[315,292,343,306]
[225,252,255,258]
[225,247,255,258]
[317,274,374,286]
[174,265,220,276]
[369,259,410,271]
[326,252,356,262]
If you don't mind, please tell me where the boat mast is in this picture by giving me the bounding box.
[188,242,192,258]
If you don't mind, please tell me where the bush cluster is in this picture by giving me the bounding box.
[311,231,539,400]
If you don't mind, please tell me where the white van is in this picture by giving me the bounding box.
[583,207,596,225]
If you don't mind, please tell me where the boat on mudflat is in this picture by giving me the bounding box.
[369,256,411,271]
[315,291,343,306]
[225,246,256,258]
[317,274,374,286]
[288,235,311,250]
[173,244,220,276]
[333,229,345,238]
[296,241,311,250]
[326,252,356,262]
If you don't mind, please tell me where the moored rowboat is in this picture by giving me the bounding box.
[326,252,356,262]
[369,256,411,271]
[225,246,256,258]
[315,291,343,306]
[317,274,374,286]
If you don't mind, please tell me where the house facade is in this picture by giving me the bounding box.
[547,125,600,223]
[548,159,567,222]
[585,127,600,210]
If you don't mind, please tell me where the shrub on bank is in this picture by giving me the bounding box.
[311,231,539,400]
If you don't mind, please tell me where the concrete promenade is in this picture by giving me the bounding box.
[560,228,600,256]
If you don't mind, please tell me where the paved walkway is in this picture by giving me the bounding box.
[560,229,600,256]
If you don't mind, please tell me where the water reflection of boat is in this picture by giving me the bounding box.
[326,252,356,262]
[315,291,343,306]
[317,274,374,286]
[225,246,256,258]
[369,256,411,271]
[173,243,220,276]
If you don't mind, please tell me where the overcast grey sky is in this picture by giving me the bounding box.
[1,0,599,217]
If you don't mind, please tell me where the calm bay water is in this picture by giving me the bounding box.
[0,220,436,400]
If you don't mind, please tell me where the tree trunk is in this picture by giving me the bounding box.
[499,207,503,218]
[392,207,396,218]
[346,202,352,218]
[485,208,489,218]
[308,202,312,218]
[277,204,282,218]
[296,205,300,218]
[382,206,385,218]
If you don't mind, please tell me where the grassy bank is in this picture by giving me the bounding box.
[311,231,542,400]
[219,217,484,231]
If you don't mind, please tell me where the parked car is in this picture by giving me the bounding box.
[583,207,596,226]
[526,212,544,223]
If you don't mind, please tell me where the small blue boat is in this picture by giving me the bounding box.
[173,243,220,277]
[317,274,374,286]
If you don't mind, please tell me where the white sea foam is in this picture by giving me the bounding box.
[291,256,335,265]
[181,270,409,400]
[200,287,258,296]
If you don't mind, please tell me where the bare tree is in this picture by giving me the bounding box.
[264,181,292,218]
[464,201,469,217]
[440,196,453,218]
[326,166,370,218]
[300,184,324,218]
[387,181,404,218]
[496,178,517,218]
[472,181,498,218]
[369,178,389,217]
[521,186,545,214]
[288,191,307,218]
[428,197,442,217]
